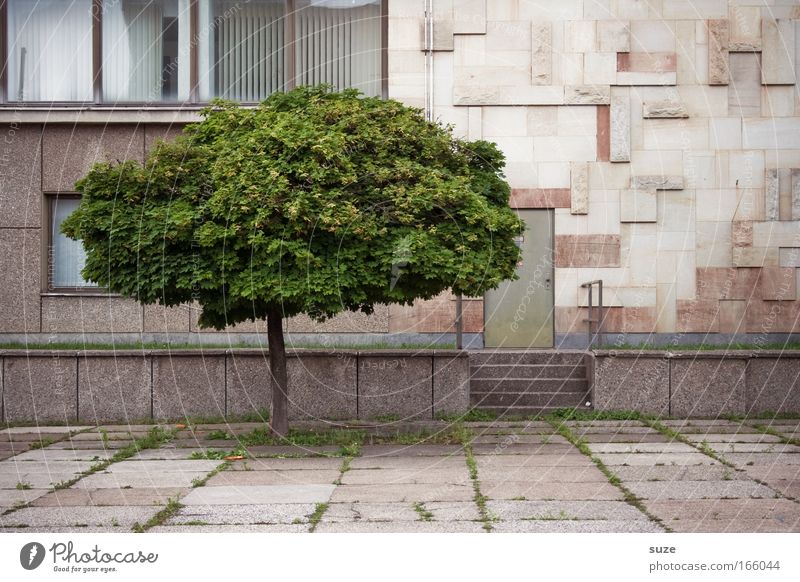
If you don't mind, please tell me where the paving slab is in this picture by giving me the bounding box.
[314,521,486,533]
[766,480,800,499]
[151,524,310,533]
[724,453,800,466]
[0,527,125,533]
[205,470,341,486]
[32,487,188,507]
[626,480,778,500]
[565,420,647,428]
[476,466,609,483]
[226,458,344,471]
[329,483,473,503]
[426,501,482,521]
[486,500,649,521]
[349,456,466,470]
[661,420,744,428]
[742,465,800,481]
[581,433,673,443]
[570,426,655,435]
[245,445,342,457]
[470,435,571,445]
[320,502,420,522]
[594,452,720,466]
[2,459,95,473]
[129,449,212,460]
[0,488,49,506]
[10,449,114,462]
[166,503,316,525]
[492,520,665,533]
[181,484,336,505]
[588,443,697,454]
[668,518,800,533]
[104,459,222,473]
[48,441,130,450]
[471,444,577,455]
[702,443,800,454]
[680,433,783,443]
[480,481,624,501]
[340,469,469,485]
[475,454,593,468]
[77,472,210,489]
[0,506,159,528]
[644,499,800,521]
[359,445,465,457]
[0,426,90,435]
[614,465,749,482]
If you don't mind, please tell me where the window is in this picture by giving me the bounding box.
[1,0,385,104]
[48,196,96,290]
[7,0,94,102]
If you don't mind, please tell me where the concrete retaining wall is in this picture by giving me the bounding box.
[593,351,800,417]
[0,349,469,423]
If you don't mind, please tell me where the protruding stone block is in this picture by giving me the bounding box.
[707,19,730,85]
[531,22,552,85]
[778,248,800,268]
[732,246,779,267]
[631,176,684,190]
[78,353,151,423]
[617,52,676,73]
[453,85,564,106]
[432,0,454,51]
[620,188,657,223]
[570,162,588,215]
[510,188,571,209]
[554,235,621,268]
[791,169,800,221]
[765,169,780,221]
[564,85,610,105]
[761,19,796,85]
[731,221,753,248]
[676,300,720,333]
[729,5,761,52]
[610,88,630,163]
[453,0,485,35]
[642,101,689,118]
[598,20,630,53]
[3,354,78,422]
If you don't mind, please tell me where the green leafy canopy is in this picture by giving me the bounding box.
[62,86,524,330]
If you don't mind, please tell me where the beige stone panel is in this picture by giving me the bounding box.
[729,4,761,51]
[527,106,558,136]
[434,107,469,138]
[578,286,657,308]
[468,107,482,141]
[575,267,630,288]
[556,106,597,137]
[630,20,676,53]
[696,188,739,222]
[719,299,746,333]
[453,85,564,106]
[743,118,800,150]
[674,85,729,117]
[531,22,552,85]
[760,267,796,301]
[630,150,683,176]
[482,106,528,137]
[728,52,761,118]
[433,53,455,106]
[765,149,800,171]
[762,85,796,117]
[732,247,780,267]
[726,150,764,189]
[731,220,753,247]
[696,221,732,267]
[656,283,677,332]
[502,162,539,189]
[558,53,585,86]
[564,85,611,105]
[554,208,588,236]
[765,205,797,248]
[388,17,423,51]
[555,235,621,268]
[41,296,142,333]
[643,118,709,151]
[583,52,618,85]
[620,188,657,223]
[598,20,630,52]
[432,0,454,51]
[662,0,727,19]
[589,162,632,190]
[675,20,697,86]
[486,0,518,20]
[684,151,722,189]
[537,163,571,189]
[779,167,793,222]
[708,118,742,151]
[554,267,579,307]
[658,231,696,253]
[694,43,710,84]
[533,136,597,163]
[762,19,796,85]
[486,20,531,51]
[675,299,719,333]
[707,19,730,85]
[453,0,486,34]
[42,125,144,192]
[765,168,780,221]
[389,50,425,74]
[780,248,800,268]
[622,223,658,286]
[517,1,582,21]
[616,71,678,86]
[642,100,689,118]
[610,87,631,163]
[0,228,40,333]
[586,189,620,234]
[453,35,486,66]
[492,136,534,163]
[564,20,596,53]
[657,190,696,232]
[388,0,424,18]
[570,162,589,215]
[793,169,800,221]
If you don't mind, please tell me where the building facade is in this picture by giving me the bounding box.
[1,0,800,349]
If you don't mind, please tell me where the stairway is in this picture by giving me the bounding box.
[469,351,592,417]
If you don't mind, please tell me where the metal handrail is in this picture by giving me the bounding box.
[580,279,604,348]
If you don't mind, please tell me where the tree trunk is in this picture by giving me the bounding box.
[267,307,289,437]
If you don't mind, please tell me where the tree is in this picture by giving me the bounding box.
[62,86,524,436]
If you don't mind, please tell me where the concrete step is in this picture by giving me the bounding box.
[471,378,588,393]
[470,364,586,380]
[469,351,588,366]
[470,392,590,408]
[475,405,591,417]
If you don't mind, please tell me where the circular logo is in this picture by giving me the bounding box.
[19,542,45,570]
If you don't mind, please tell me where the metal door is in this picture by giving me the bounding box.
[484,209,554,348]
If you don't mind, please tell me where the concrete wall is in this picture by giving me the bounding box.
[593,350,800,416]
[0,349,469,423]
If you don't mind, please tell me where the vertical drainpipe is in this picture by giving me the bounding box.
[424,1,463,349]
